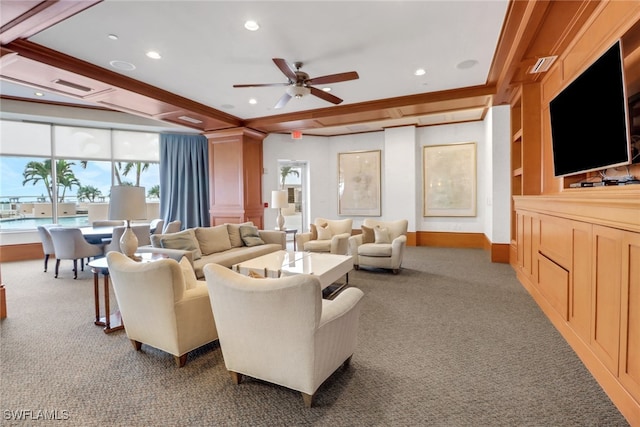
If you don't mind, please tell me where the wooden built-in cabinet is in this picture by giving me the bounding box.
[514,191,640,425]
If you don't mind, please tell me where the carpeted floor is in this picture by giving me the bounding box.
[0,247,630,426]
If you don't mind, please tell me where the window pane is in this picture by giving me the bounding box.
[0,121,51,156]
[0,156,55,230]
[69,159,112,225]
[112,130,159,162]
[54,126,111,159]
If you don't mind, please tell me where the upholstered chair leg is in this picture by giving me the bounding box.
[343,355,352,368]
[229,371,242,385]
[354,265,360,270]
[175,354,188,368]
[392,269,399,274]
[73,259,78,279]
[302,392,314,408]
[130,340,142,351]
[81,258,84,271]
[44,254,49,272]
[55,259,60,278]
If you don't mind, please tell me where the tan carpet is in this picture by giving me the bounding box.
[0,247,629,426]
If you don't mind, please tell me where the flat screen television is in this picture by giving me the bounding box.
[549,40,632,177]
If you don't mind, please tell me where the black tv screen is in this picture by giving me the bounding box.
[549,40,631,177]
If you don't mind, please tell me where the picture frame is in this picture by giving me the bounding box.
[338,149,381,216]
[423,142,476,217]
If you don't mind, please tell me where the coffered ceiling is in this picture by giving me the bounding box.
[0,1,603,136]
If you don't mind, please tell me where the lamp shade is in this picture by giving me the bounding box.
[271,190,288,209]
[109,186,147,221]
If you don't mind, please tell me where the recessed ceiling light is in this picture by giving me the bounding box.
[146,51,162,60]
[244,20,259,31]
[322,87,332,92]
[414,68,426,76]
[107,34,118,40]
[34,92,44,97]
[110,60,136,71]
[249,98,257,105]
[457,59,478,70]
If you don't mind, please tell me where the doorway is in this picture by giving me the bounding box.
[277,160,308,237]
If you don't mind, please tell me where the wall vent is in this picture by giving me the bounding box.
[53,79,92,92]
[529,56,558,74]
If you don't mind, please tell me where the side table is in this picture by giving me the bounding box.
[88,252,168,334]
[284,228,298,250]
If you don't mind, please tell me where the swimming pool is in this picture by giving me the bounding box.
[0,216,90,230]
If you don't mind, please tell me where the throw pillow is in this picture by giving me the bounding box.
[309,223,318,240]
[374,226,391,244]
[196,224,232,255]
[178,256,198,290]
[159,229,202,260]
[361,225,375,244]
[239,225,265,247]
[316,224,333,240]
[226,221,254,248]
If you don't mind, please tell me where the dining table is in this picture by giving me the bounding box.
[80,226,114,244]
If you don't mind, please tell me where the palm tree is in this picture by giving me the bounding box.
[147,184,160,199]
[22,159,80,202]
[280,166,299,189]
[123,162,150,187]
[77,185,102,202]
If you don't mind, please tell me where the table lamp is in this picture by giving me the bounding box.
[271,190,288,231]
[108,185,147,258]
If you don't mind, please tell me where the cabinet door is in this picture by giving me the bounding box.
[570,221,592,342]
[619,231,640,403]
[591,225,623,375]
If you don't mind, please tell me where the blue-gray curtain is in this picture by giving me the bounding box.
[159,133,210,229]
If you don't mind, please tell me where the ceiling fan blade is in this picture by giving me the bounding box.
[233,83,289,88]
[274,92,292,109]
[273,58,297,82]
[306,71,359,86]
[310,86,343,105]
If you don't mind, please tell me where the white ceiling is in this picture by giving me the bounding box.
[2,0,509,131]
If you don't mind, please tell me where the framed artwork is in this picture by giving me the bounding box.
[338,149,381,216]
[423,142,476,217]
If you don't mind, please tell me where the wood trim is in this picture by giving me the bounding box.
[0,243,43,262]
[416,231,486,248]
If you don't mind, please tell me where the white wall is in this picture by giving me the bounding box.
[263,106,511,242]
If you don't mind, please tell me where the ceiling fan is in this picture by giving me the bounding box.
[233,58,359,109]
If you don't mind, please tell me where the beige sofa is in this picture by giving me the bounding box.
[137,222,285,278]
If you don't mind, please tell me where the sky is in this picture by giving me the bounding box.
[0,156,159,202]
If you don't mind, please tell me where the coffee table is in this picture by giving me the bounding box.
[233,250,353,293]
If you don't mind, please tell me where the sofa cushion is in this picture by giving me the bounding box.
[196,224,232,255]
[179,256,198,290]
[358,242,392,257]
[240,225,265,247]
[153,229,202,260]
[309,224,318,240]
[227,221,254,248]
[304,240,331,252]
[361,225,375,244]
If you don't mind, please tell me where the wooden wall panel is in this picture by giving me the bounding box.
[591,225,623,376]
[570,223,592,342]
[537,254,569,320]
[619,231,640,404]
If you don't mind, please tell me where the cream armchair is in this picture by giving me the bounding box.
[106,252,218,367]
[203,263,364,407]
[348,219,408,274]
[297,218,352,255]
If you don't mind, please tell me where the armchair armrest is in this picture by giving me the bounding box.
[348,234,363,255]
[258,230,286,248]
[318,287,364,327]
[297,231,313,250]
[330,232,351,255]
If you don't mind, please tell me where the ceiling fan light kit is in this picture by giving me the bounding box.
[233,58,359,109]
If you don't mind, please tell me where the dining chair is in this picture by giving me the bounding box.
[36,224,56,272]
[149,218,165,235]
[49,227,104,279]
